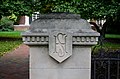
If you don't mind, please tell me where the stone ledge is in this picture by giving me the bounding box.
[22,36,49,42]
[22,35,99,46]
[72,36,98,45]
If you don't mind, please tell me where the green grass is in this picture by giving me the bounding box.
[0,40,22,56]
[0,31,22,56]
[103,42,120,49]
[105,34,120,39]
[92,34,120,53]
[92,41,120,53]
[0,31,22,38]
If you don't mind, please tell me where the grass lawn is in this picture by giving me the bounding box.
[92,41,120,52]
[105,34,120,39]
[105,34,120,50]
[0,40,22,56]
[0,31,22,56]
[0,31,22,38]
[104,42,120,49]
[92,34,120,53]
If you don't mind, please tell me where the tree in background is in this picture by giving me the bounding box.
[0,0,119,20]
[0,0,120,33]
[32,0,120,34]
[0,0,34,31]
[0,0,33,19]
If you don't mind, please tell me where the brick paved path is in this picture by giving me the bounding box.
[0,44,29,79]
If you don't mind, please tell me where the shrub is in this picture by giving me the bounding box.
[0,17,14,31]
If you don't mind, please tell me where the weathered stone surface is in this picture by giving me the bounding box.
[22,13,100,79]
[30,69,90,79]
[36,12,81,19]
[30,13,91,33]
[30,46,91,69]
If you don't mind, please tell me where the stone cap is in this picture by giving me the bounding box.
[30,13,94,33]
[37,12,81,19]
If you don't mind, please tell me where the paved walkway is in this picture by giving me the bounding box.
[0,44,29,79]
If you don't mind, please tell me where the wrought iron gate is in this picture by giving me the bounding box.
[91,50,120,79]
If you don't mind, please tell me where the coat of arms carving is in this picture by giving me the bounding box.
[49,31,72,63]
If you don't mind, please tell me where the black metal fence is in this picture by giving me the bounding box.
[91,49,120,79]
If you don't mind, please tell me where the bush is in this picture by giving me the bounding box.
[0,17,14,31]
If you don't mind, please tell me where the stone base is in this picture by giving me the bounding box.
[30,69,90,79]
[30,46,91,79]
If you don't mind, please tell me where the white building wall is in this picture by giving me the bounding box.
[25,16,30,25]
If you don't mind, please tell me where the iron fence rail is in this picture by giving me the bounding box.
[91,50,120,79]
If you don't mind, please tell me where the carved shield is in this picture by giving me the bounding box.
[49,31,72,63]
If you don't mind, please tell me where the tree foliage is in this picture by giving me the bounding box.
[0,0,33,19]
[31,0,120,20]
[0,0,120,33]
[78,0,119,19]
[0,0,120,20]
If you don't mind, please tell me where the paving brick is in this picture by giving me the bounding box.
[0,44,29,79]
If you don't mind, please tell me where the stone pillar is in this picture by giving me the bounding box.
[22,13,100,79]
